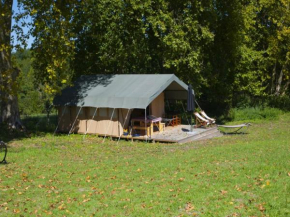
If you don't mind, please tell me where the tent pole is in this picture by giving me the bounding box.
[54,106,67,136]
[145,108,148,142]
[117,109,130,144]
[68,106,83,136]
[102,108,115,143]
[83,107,98,139]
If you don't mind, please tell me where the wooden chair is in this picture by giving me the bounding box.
[162,115,181,127]
[171,115,181,126]
[194,112,211,128]
[200,110,215,124]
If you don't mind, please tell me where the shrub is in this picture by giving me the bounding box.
[267,95,290,111]
[21,114,58,132]
[231,107,284,121]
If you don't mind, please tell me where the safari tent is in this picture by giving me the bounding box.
[53,74,193,137]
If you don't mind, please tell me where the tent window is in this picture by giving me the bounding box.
[99,108,107,117]
[109,108,117,119]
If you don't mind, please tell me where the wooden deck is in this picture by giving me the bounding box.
[120,125,223,144]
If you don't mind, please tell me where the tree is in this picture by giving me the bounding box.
[262,0,290,96]
[12,0,290,118]
[231,0,290,107]
[0,0,22,128]
[19,0,76,96]
[14,50,45,115]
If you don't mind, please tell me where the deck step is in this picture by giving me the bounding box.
[178,126,222,143]
[193,129,223,141]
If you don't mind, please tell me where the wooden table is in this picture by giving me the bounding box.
[131,116,163,137]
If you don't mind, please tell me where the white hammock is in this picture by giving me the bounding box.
[217,123,251,134]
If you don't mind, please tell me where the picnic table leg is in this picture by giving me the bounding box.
[158,121,162,132]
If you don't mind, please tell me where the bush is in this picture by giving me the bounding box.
[267,95,290,111]
[21,114,58,132]
[230,107,284,121]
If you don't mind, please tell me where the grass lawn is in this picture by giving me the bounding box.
[1,114,290,216]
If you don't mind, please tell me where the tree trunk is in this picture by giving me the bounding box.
[282,80,290,96]
[270,60,276,94]
[0,0,23,129]
[275,65,284,96]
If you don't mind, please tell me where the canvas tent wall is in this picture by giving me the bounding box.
[57,107,132,136]
[150,92,165,117]
[54,74,193,136]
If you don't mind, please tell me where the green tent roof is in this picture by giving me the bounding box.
[53,74,192,109]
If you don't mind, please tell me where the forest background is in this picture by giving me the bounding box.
[1,0,290,127]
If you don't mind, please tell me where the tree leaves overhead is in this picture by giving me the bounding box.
[14,0,290,113]
[18,0,77,96]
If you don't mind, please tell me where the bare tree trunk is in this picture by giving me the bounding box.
[282,80,290,96]
[275,65,285,96]
[0,0,23,129]
[270,60,277,94]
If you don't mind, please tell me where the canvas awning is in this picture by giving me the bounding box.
[53,74,193,109]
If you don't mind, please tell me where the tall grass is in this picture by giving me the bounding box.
[230,107,284,122]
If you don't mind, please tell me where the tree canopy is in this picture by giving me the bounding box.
[4,0,290,118]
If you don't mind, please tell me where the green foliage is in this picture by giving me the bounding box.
[230,107,284,122]
[267,95,290,111]
[13,50,45,115]
[21,114,58,132]
[1,114,290,216]
[17,0,76,98]
[12,0,290,115]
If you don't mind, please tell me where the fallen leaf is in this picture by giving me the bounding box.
[221,190,228,195]
[185,202,194,212]
[257,203,266,212]
[83,198,90,203]
[58,204,66,210]
[13,209,20,213]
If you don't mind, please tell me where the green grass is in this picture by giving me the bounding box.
[230,107,284,122]
[1,114,290,216]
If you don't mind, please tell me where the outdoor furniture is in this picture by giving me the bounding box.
[200,110,215,124]
[194,112,211,128]
[162,115,181,127]
[217,123,251,134]
[0,141,7,164]
[131,116,163,136]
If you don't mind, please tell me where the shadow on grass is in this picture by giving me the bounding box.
[0,114,58,144]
